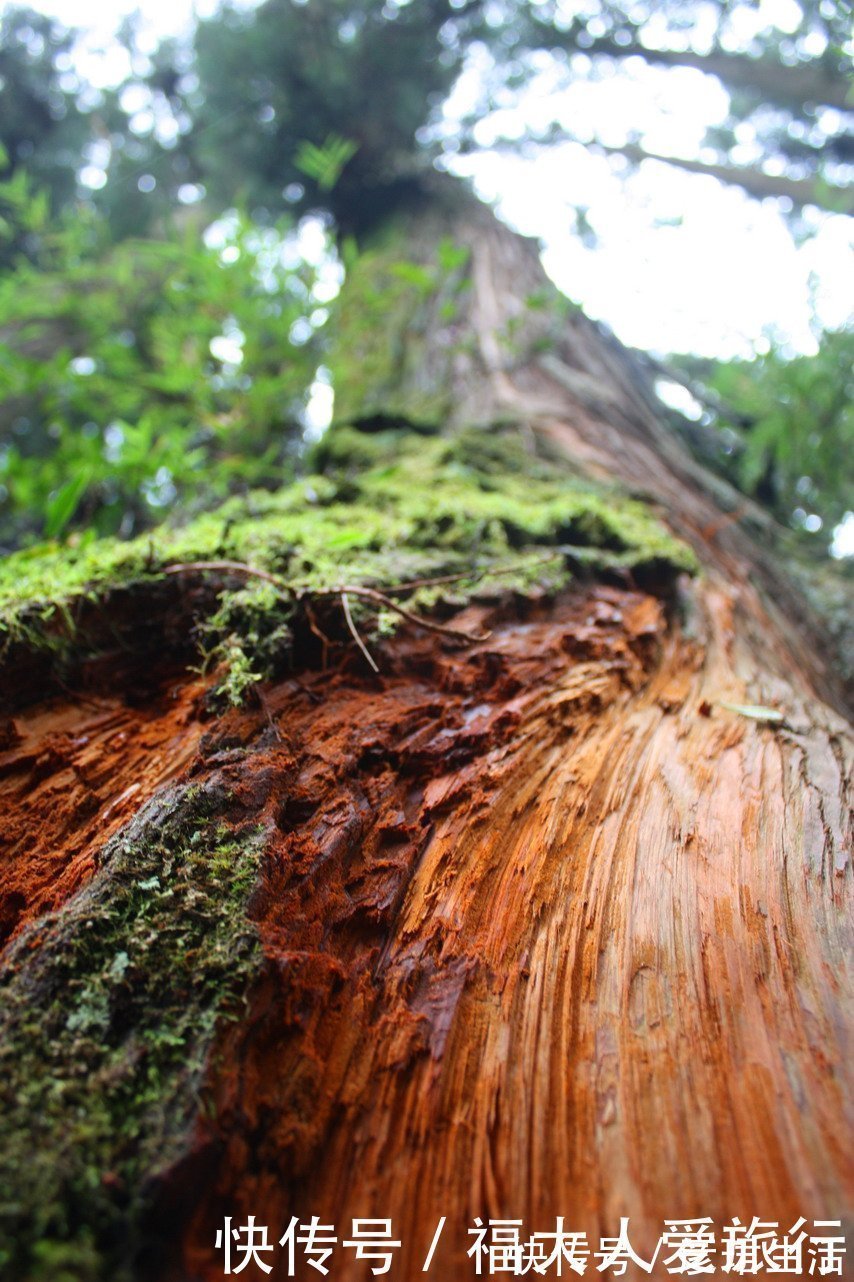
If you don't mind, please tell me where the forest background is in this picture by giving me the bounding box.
[0,0,851,563]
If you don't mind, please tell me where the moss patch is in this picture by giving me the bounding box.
[0,782,264,1282]
[329,233,472,426]
[0,427,696,704]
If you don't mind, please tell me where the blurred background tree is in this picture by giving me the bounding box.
[0,0,851,552]
[0,8,91,240]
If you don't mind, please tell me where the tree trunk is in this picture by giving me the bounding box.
[1,186,851,1282]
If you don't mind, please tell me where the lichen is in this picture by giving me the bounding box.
[0,782,265,1282]
[0,426,696,704]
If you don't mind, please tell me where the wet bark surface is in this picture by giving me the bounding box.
[7,582,841,1278]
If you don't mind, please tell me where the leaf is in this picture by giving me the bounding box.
[294,135,358,191]
[44,470,91,540]
[718,702,785,722]
[389,260,435,293]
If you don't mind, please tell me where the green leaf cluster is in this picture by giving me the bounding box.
[671,328,853,547]
[0,195,322,547]
[294,134,358,192]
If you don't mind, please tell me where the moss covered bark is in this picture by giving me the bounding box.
[0,426,694,708]
[0,780,265,1282]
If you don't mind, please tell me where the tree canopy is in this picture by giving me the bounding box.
[5,0,850,231]
[0,0,851,552]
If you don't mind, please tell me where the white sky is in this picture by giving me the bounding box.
[4,0,854,549]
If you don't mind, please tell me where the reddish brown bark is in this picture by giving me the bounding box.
[0,669,209,950]
[151,578,847,1281]
[175,199,851,1276]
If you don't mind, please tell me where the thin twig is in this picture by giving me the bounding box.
[332,585,492,643]
[341,591,379,673]
[164,559,288,589]
[303,597,332,671]
[163,559,498,642]
[256,687,283,740]
[383,550,564,596]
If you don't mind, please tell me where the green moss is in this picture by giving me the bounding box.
[329,235,472,426]
[0,427,696,702]
[326,233,479,428]
[0,783,265,1282]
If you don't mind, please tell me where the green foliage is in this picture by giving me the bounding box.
[79,0,852,241]
[180,0,477,236]
[294,134,358,192]
[4,0,852,242]
[0,139,57,277]
[43,469,91,540]
[671,328,854,547]
[2,0,850,566]
[0,782,264,1282]
[0,202,322,547]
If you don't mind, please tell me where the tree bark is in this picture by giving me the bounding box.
[1,186,851,1282]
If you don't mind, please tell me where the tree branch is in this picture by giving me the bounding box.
[532,22,852,113]
[594,140,854,214]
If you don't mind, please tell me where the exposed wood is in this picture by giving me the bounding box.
[0,668,209,951]
[156,585,850,1281]
[177,195,852,1276]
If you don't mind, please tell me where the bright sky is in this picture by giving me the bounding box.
[4,0,854,550]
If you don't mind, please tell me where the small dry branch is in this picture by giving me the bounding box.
[341,592,379,673]
[162,559,495,645]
